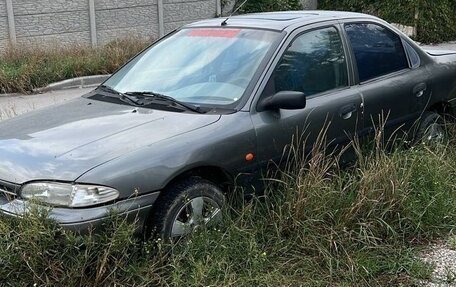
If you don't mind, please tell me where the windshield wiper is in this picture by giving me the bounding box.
[98,85,145,107]
[125,91,206,114]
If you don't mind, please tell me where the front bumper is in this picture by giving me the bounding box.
[0,191,160,234]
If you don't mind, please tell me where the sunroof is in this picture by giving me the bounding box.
[246,16,301,21]
[239,13,320,22]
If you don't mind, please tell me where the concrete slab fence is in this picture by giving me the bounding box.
[0,0,222,52]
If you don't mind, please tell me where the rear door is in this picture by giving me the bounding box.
[250,23,363,170]
[341,21,431,139]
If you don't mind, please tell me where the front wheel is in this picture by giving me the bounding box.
[146,177,225,240]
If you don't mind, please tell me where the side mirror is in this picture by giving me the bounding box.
[258,91,306,111]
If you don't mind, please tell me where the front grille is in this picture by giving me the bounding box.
[0,180,20,201]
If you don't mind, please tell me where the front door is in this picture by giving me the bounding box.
[250,25,363,174]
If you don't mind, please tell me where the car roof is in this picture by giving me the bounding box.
[184,11,376,31]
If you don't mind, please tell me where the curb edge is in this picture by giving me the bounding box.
[33,74,111,93]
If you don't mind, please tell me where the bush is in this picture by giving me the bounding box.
[319,0,456,43]
[0,38,149,94]
[228,0,302,13]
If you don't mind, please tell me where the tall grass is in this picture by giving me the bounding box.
[0,39,149,94]
[0,130,455,286]
[167,133,455,286]
[0,209,166,286]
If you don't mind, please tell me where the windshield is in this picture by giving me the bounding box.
[103,28,280,107]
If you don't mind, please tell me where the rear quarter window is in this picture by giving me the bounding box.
[404,41,421,69]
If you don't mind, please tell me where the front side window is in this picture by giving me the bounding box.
[263,27,348,98]
[103,28,280,107]
[345,23,409,82]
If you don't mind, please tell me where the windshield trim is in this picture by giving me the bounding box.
[99,27,285,112]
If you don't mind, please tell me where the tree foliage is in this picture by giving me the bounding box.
[228,0,302,14]
[319,0,456,43]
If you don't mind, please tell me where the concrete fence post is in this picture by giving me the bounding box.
[216,0,222,17]
[5,0,16,46]
[88,0,97,48]
[414,5,419,38]
[301,0,318,9]
[158,0,165,37]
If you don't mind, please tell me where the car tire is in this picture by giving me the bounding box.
[414,111,446,145]
[146,176,225,240]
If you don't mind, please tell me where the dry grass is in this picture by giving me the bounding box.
[0,38,149,94]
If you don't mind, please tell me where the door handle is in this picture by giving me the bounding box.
[413,83,427,98]
[339,104,357,120]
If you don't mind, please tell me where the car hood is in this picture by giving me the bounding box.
[0,96,221,184]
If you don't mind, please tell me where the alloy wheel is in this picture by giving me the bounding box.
[424,122,445,143]
[171,196,222,238]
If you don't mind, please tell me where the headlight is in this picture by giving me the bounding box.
[21,182,119,208]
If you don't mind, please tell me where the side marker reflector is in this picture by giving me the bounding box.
[245,153,255,161]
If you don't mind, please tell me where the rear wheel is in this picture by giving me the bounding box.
[146,177,225,240]
[415,112,446,145]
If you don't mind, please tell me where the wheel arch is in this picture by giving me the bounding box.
[163,165,233,193]
[428,101,455,121]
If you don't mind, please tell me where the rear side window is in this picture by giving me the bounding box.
[345,23,409,82]
[264,26,348,97]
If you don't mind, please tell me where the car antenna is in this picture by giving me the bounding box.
[221,0,248,26]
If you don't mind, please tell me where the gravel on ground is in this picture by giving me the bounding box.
[420,240,456,287]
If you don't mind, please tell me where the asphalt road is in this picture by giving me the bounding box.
[0,87,93,119]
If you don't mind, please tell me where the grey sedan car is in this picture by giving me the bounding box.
[1,11,456,239]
